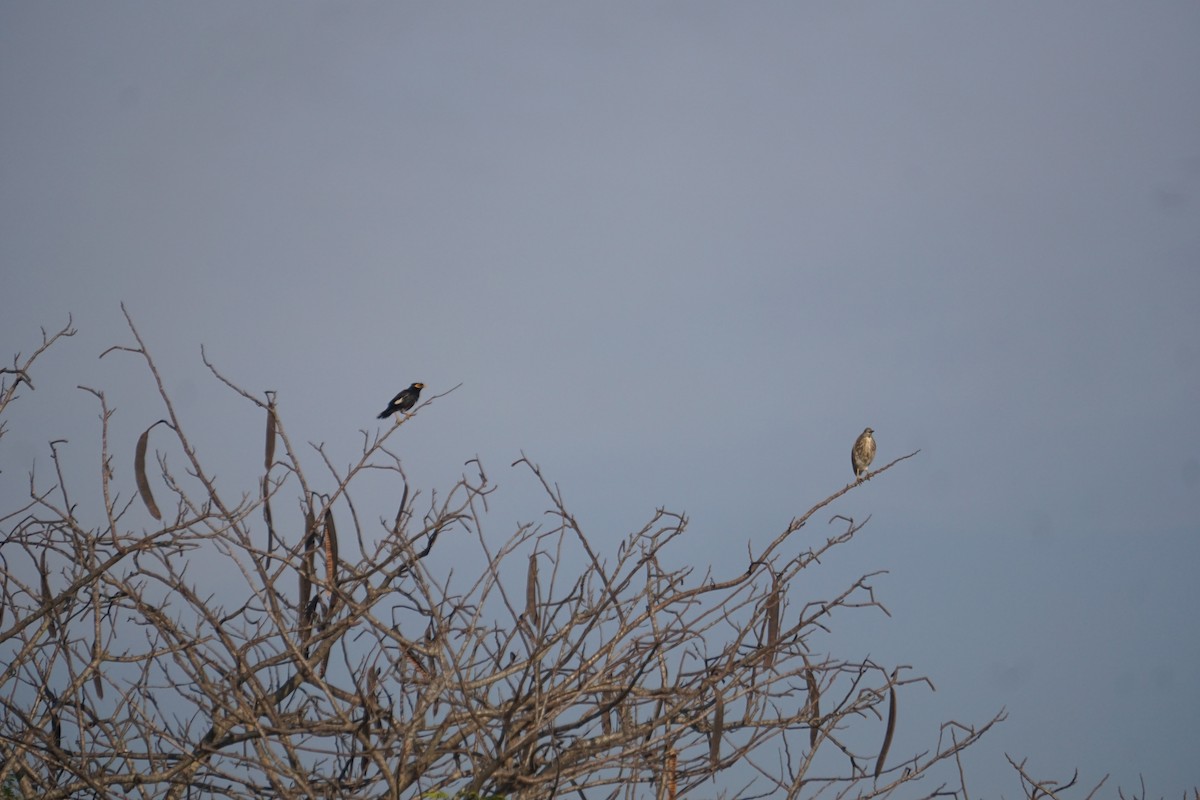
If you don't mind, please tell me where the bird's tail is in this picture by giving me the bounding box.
[377,409,392,420]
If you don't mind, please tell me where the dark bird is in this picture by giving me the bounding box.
[377,383,424,420]
[851,427,876,480]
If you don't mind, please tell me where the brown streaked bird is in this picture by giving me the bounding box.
[851,427,876,480]
[377,383,424,420]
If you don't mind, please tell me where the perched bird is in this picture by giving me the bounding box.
[851,427,876,480]
[377,383,424,420]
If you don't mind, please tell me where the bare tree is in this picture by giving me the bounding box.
[1,311,1003,800]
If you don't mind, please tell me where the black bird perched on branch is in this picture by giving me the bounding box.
[377,383,424,420]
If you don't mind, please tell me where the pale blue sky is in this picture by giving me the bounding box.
[3,3,1199,795]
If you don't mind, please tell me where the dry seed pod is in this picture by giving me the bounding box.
[874,671,899,778]
[263,396,277,471]
[298,508,316,643]
[525,553,539,629]
[764,574,781,668]
[709,688,725,769]
[665,747,678,800]
[134,425,161,520]
[39,551,56,637]
[263,475,276,562]
[92,639,104,698]
[323,509,339,604]
[805,665,821,748]
[600,692,613,735]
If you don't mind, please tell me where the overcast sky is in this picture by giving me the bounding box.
[2,3,1199,796]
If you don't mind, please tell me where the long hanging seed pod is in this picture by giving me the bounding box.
[763,572,782,669]
[600,691,613,736]
[263,392,277,470]
[263,394,278,563]
[874,670,899,778]
[664,747,678,800]
[297,567,311,634]
[525,553,539,630]
[134,424,161,520]
[314,501,337,677]
[298,508,316,646]
[45,688,61,750]
[709,688,725,770]
[804,657,821,749]
[323,509,339,607]
[92,638,104,699]
[263,476,275,561]
[39,551,55,637]
[90,577,103,698]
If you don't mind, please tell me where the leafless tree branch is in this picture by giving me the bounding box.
[1,316,1002,800]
